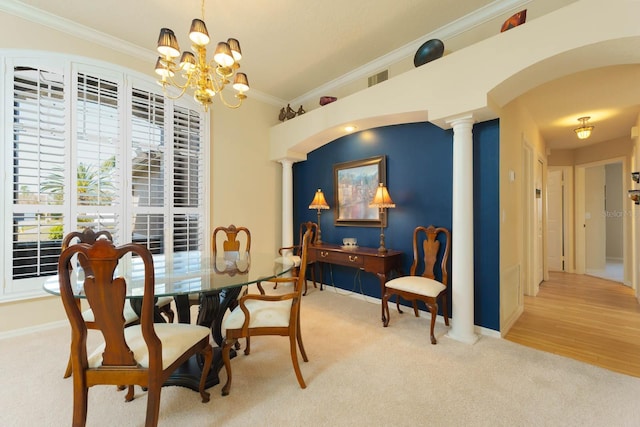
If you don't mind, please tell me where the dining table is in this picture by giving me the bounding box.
[43,251,295,391]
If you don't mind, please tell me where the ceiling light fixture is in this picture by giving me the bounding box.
[574,116,594,140]
[154,0,249,111]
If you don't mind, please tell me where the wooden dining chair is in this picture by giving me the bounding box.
[220,229,312,396]
[276,221,318,295]
[189,224,253,309]
[61,229,174,379]
[58,239,213,427]
[381,225,451,344]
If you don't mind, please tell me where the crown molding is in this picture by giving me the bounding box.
[289,0,532,106]
[1,0,529,109]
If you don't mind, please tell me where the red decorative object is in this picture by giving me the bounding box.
[501,9,527,32]
[320,96,337,106]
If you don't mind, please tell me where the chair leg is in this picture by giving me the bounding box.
[144,383,162,427]
[296,315,308,362]
[244,336,251,355]
[426,301,438,345]
[199,344,213,403]
[441,294,450,326]
[72,375,88,427]
[289,332,306,389]
[381,293,391,327]
[221,339,236,396]
[63,355,72,378]
[125,385,135,402]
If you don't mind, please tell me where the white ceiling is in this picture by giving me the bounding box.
[6,0,638,151]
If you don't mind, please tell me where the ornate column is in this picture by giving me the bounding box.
[447,115,479,344]
[279,159,294,251]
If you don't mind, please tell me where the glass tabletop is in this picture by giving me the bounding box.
[43,251,295,298]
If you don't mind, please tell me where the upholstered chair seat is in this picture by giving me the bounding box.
[223,299,293,330]
[384,276,446,298]
[88,323,211,370]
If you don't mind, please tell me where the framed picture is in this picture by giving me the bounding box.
[333,155,386,227]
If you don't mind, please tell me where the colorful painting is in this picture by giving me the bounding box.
[333,156,386,227]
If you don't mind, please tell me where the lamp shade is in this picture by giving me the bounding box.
[233,73,250,92]
[189,19,210,46]
[227,38,242,61]
[369,183,396,208]
[157,28,180,58]
[213,42,235,67]
[309,189,330,209]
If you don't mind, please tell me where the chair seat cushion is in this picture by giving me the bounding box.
[87,323,210,370]
[222,299,292,330]
[385,276,446,297]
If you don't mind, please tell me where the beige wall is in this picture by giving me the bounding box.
[0,11,279,335]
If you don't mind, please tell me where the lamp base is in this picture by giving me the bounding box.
[378,229,387,253]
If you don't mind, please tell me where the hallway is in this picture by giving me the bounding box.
[504,271,640,377]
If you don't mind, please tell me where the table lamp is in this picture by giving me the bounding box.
[309,189,330,244]
[369,183,396,253]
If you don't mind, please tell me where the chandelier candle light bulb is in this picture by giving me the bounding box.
[154,0,249,111]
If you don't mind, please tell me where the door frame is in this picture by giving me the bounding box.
[575,157,628,280]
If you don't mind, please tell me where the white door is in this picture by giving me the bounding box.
[534,159,544,288]
[585,165,606,275]
[547,169,563,271]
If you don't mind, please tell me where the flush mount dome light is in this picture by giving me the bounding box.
[574,116,594,140]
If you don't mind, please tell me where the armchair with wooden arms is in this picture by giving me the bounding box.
[381,225,451,344]
[60,229,175,379]
[220,229,312,396]
[58,239,213,427]
[276,221,318,295]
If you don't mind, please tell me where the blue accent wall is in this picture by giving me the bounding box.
[293,120,500,331]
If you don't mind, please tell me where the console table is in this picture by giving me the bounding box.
[308,243,403,322]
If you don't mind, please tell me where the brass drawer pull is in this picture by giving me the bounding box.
[320,251,329,258]
[348,255,358,263]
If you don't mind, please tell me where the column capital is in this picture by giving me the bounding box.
[446,114,475,129]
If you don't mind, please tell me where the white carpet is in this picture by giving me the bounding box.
[2,284,639,426]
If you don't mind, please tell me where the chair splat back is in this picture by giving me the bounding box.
[213,224,251,255]
[411,225,450,286]
[58,240,158,369]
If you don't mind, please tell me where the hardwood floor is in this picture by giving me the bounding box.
[504,271,640,377]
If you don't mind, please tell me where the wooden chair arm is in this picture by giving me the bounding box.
[278,245,300,255]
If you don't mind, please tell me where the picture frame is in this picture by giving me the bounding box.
[333,155,387,227]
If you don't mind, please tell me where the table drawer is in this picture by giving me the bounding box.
[316,249,364,267]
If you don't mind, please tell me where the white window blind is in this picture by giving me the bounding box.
[75,73,121,241]
[11,66,66,284]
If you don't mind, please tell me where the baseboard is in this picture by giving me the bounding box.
[0,319,67,340]
[319,282,500,338]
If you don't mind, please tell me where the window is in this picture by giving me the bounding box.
[1,56,208,299]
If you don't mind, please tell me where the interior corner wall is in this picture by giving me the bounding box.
[211,100,282,254]
[292,120,500,331]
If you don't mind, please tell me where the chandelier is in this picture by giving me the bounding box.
[154,0,249,111]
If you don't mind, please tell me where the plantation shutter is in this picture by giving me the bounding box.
[130,88,166,255]
[173,106,203,254]
[75,73,121,241]
[10,65,67,288]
